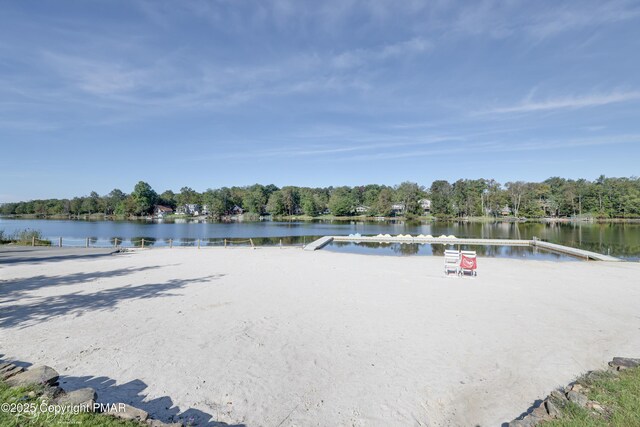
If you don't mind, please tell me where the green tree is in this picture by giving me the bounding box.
[395,181,423,216]
[372,188,394,216]
[328,187,355,216]
[131,181,157,215]
[430,180,453,216]
[242,184,267,214]
[266,191,285,215]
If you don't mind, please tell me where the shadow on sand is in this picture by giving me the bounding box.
[0,266,224,328]
[0,247,120,265]
[0,353,245,426]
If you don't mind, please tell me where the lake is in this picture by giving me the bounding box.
[0,218,638,260]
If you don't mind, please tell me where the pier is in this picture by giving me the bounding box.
[304,235,621,261]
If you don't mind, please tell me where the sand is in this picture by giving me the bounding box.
[1,247,639,426]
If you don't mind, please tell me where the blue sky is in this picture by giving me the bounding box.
[1,0,640,202]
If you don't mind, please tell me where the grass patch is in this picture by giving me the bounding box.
[0,228,51,246]
[0,380,142,426]
[544,367,640,426]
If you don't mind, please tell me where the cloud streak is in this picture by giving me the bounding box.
[481,91,640,114]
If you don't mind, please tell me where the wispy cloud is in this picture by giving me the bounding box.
[331,37,432,69]
[348,134,640,161]
[481,91,640,114]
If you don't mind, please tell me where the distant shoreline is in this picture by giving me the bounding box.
[2,213,639,223]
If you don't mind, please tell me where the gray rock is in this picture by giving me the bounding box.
[105,403,149,422]
[571,383,585,392]
[0,363,17,374]
[0,365,24,380]
[587,402,605,413]
[146,420,183,427]
[42,385,63,399]
[550,390,568,402]
[530,404,550,421]
[508,415,537,427]
[5,365,59,387]
[545,399,562,418]
[609,357,640,370]
[55,388,97,410]
[567,390,588,407]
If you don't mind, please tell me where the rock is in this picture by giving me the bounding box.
[5,365,59,387]
[42,385,63,399]
[567,390,588,407]
[0,363,17,374]
[508,415,537,427]
[550,390,568,402]
[55,388,97,410]
[587,402,605,413]
[530,404,550,421]
[106,403,149,422]
[146,420,183,427]
[609,357,640,370]
[545,399,562,418]
[0,365,24,380]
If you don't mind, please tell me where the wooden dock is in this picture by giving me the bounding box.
[304,235,621,261]
[531,240,620,261]
[303,236,334,251]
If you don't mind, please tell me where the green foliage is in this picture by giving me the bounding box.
[0,229,50,245]
[430,180,453,216]
[131,181,157,216]
[395,181,424,215]
[0,380,142,426]
[2,176,640,220]
[328,187,355,216]
[242,184,267,214]
[266,191,285,215]
[544,367,640,427]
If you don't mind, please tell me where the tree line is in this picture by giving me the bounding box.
[1,176,639,219]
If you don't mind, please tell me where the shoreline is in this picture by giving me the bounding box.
[3,214,640,223]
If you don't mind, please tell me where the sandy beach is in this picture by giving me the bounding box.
[1,247,639,426]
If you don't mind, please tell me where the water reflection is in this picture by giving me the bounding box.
[325,241,576,261]
[130,237,156,247]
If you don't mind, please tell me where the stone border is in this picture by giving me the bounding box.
[507,357,640,426]
[0,361,181,427]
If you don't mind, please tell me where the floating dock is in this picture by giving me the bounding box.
[304,235,621,261]
[302,236,334,251]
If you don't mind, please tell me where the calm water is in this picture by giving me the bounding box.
[324,241,577,261]
[0,218,638,260]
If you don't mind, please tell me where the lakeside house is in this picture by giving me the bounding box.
[355,205,370,214]
[154,205,174,218]
[419,199,431,214]
[176,204,202,216]
[231,205,244,215]
[391,203,405,215]
[501,205,512,216]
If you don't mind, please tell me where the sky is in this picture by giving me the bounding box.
[1,0,640,202]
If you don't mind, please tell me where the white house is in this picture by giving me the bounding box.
[355,205,370,214]
[419,199,431,214]
[391,203,405,215]
[176,204,201,216]
[154,205,174,218]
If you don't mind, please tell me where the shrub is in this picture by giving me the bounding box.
[6,228,50,246]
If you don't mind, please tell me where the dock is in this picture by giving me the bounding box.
[304,235,621,261]
[531,240,620,261]
[303,236,334,251]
